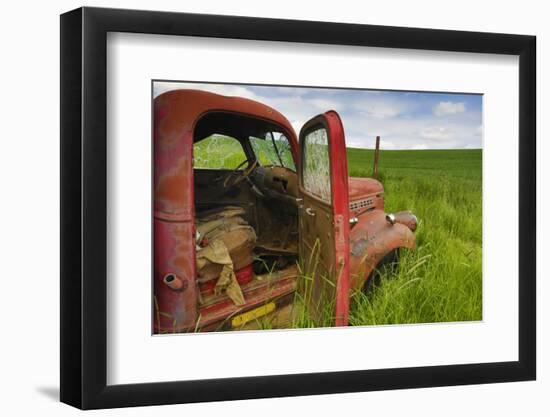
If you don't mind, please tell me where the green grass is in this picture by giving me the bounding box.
[194,135,249,169]
[347,148,482,325]
[193,137,483,327]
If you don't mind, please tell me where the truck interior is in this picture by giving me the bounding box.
[193,112,301,304]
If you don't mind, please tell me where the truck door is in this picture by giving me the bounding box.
[298,111,351,326]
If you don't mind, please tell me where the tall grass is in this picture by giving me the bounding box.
[193,139,483,326]
[347,148,482,324]
[276,148,482,327]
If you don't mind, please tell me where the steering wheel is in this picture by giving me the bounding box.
[223,159,259,188]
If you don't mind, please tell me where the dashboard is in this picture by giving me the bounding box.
[251,166,299,202]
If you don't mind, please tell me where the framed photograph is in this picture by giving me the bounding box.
[60,6,536,409]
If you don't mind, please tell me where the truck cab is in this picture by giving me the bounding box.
[154,89,417,333]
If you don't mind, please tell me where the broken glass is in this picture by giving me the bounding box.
[303,128,331,202]
[249,132,296,171]
[193,134,247,169]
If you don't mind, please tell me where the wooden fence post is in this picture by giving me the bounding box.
[373,136,380,179]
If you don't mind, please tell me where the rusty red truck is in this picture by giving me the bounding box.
[154,89,417,333]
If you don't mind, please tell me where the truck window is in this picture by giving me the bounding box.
[193,134,247,169]
[250,132,296,171]
[302,127,331,202]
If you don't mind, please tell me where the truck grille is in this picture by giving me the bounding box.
[349,197,375,211]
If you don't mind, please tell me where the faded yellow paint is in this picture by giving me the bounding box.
[231,302,276,328]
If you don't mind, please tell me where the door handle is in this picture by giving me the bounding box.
[305,207,316,217]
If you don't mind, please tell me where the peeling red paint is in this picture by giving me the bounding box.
[349,209,416,290]
[153,89,417,333]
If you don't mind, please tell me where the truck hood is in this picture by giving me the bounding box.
[348,177,384,200]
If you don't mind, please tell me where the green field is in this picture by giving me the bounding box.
[347,148,482,325]
[194,137,483,327]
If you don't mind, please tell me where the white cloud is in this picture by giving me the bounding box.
[345,136,392,149]
[412,143,429,150]
[433,101,466,116]
[341,113,478,150]
[359,105,401,119]
[290,120,304,136]
[475,125,483,136]
[354,98,412,119]
[307,98,342,111]
[464,143,481,149]
[419,126,453,141]
[380,139,396,150]
[153,81,482,150]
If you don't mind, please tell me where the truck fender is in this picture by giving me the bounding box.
[349,210,416,290]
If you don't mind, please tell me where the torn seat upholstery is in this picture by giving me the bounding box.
[195,206,257,305]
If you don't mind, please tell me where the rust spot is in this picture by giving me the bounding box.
[351,239,370,257]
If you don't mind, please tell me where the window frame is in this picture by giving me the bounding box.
[192,110,298,172]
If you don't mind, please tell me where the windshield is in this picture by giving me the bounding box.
[249,132,296,171]
[193,134,247,169]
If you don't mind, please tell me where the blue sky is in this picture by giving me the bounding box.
[153,81,482,150]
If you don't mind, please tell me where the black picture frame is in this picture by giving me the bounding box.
[60,6,536,410]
